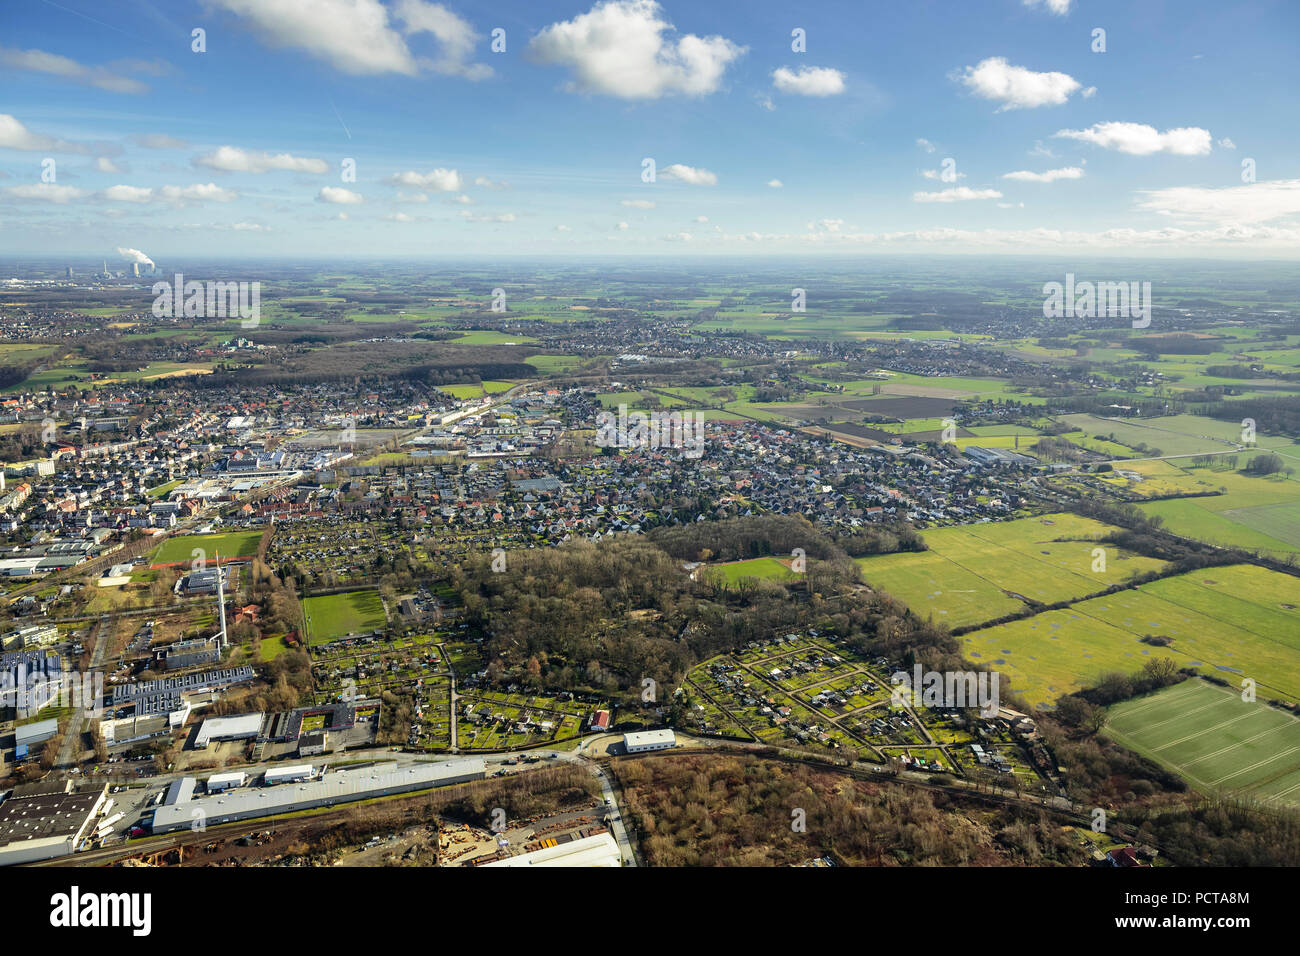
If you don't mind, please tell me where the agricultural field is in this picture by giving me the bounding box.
[857,513,1167,628]
[302,589,388,644]
[962,564,1300,709]
[150,530,263,567]
[1105,679,1300,808]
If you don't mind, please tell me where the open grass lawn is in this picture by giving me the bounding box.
[302,590,387,644]
[1106,679,1300,808]
[856,550,1024,628]
[150,530,263,566]
[963,564,1300,709]
[706,556,800,586]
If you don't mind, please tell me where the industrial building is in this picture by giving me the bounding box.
[14,718,60,750]
[264,764,315,786]
[298,732,327,757]
[155,636,221,672]
[163,776,197,806]
[206,771,247,793]
[623,728,677,753]
[481,831,621,867]
[151,759,486,833]
[0,781,109,866]
[1,623,58,651]
[193,712,263,748]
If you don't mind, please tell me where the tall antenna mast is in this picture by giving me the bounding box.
[215,551,228,649]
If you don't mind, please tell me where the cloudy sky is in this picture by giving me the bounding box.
[1,0,1297,260]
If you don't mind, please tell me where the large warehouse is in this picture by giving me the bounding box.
[0,781,109,867]
[482,832,621,867]
[193,712,263,749]
[623,729,677,753]
[151,759,486,833]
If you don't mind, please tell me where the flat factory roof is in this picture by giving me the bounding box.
[152,759,485,833]
[624,729,676,748]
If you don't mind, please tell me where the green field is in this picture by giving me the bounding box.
[150,531,263,566]
[1106,679,1300,808]
[706,557,799,586]
[963,564,1300,709]
[302,590,388,644]
[856,513,1167,627]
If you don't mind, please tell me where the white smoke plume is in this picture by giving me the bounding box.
[116,247,155,267]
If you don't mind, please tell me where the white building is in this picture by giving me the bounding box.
[483,831,621,867]
[206,771,247,793]
[623,729,676,753]
[264,764,314,786]
[193,712,263,748]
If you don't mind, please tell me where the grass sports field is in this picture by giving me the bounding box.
[856,513,1167,628]
[1105,679,1300,808]
[706,556,799,586]
[150,531,263,567]
[963,564,1300,709]
[302,590,387,644]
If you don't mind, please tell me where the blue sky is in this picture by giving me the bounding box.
[1,0,1298,261]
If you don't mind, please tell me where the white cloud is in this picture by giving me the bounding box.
[1001,166,1084,183]
[771,65,845,96]
[621,199,655,208]
[1218,137,1237,150]
[213,0,417,75]
[1081,86,1097,98]
[231,222,269,231]
[616,221,629,230]
[921,168,966,181]
[0,113,86,152]
[755,94,775,111]
[912,186,1003,202]
[997,202,1025,209]
[1054,121,1213,155]
[1029,140,1056,159]
[397,191,428,203]
[101,182,237,204]
[386,212,414,221]
[1023,0,1072,14]
[660,163,717,185]
[318,186,364,204]
[390,168,462,191]
[461,210,515,222]
[0,47,151,94]
[103,184,154,203]
[6,183,84,203]
[555,224,571,231]
[527,0,744,99]
[695,215,709,222]
[916,138,936,153]
[451,194,472,204]
[160,183,237,203]
[1135,179,1300,226]
[766,179,783,188]
[473,176,509,188]
[194,146,329,174]
[95,157,124,173]
[132,133,188,149]
[954,57,1082,111]
[211,0,489,79]
[393,0,492,79]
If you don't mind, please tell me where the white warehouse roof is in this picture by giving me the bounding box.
[624,729,676,749]
[194,712,263,747]
[483,832,621,867]
[264,764,314,785]
[152,759,485,833]
[206,771,247,788]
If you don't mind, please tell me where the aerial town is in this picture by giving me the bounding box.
[0,0,1291,936]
